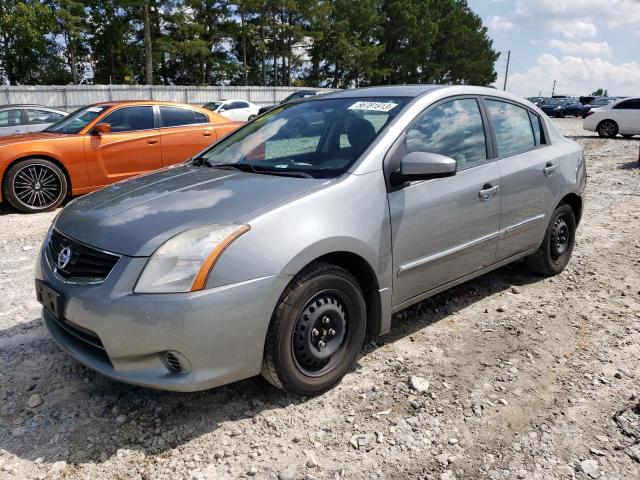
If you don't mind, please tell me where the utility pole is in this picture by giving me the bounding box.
[551,80,556,97]
[503,50,511,91]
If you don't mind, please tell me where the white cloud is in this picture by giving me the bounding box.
[548,39,611,57]
[497,54,640,97]
[547,19,597,39]
[489,15,518,31]
[511,0,640,29]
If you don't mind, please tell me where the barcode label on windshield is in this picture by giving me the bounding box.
[348,101,398,112]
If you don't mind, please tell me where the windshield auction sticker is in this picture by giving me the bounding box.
[348,101,398,112]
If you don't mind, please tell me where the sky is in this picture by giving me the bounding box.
[467,0,640,98]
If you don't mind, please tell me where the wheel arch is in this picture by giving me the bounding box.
[295,251,384,337]
[558,192,583,225]
[2,154,72,197]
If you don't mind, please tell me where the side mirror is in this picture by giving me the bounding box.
[93,122,111,134]
[396,151,457,182]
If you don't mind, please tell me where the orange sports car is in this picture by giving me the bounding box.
[0,100,241,213]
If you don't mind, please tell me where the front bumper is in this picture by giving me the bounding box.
[37,243,290,392]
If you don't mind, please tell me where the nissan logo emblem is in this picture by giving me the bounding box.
[57,246,72,270]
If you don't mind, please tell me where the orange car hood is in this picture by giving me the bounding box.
[0,131,73,147]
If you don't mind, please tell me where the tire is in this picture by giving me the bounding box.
[597,120,618,138]
[2,158,67,213]
[621,134,633,139]
[525,203,576,276]
[248,115,256,121]
[557,110,565,118]
[261,262,367,396]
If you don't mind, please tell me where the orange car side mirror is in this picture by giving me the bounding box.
[93,123,112,134]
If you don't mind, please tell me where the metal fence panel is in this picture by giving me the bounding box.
[1,85,334,111]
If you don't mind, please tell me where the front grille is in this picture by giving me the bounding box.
[48,230,120,283]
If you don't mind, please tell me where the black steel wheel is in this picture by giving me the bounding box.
[525,203,576,276]
[292,291,351,377]
[597,120,618,138]
[261,262,366,396]
[3,158,67,213]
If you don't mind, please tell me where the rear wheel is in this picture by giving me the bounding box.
[597,120,618,138]
[525,203,576,276]
[261,262,366,396]
[2,158,67,213]
[248,115,256,121]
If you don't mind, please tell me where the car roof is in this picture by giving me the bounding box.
[0,104,61,109]
[92,100,207,108]
[321,85,445,99]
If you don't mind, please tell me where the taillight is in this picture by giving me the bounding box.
[585,111,594,118]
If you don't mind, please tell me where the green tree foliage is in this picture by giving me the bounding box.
[0,0,69,84]
[0,0,499,87]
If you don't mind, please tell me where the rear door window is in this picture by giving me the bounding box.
[160,107,196,127]
[614,99,640,109]
[405,98,487,170]
[485,100,535,157]
[102,106,155,132]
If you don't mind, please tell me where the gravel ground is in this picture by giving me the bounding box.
[1,118,639,480]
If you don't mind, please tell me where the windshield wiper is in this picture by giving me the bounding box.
[195,159,313,178]
[253,168,314,179]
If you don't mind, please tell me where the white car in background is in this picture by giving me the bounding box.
[0,104,67,137]
[202,99,260,122]
[583,97,640,138]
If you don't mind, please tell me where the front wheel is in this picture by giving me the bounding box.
[525,203,576,276]
[247,115,256,121]
[261,262,366,396]
[2,158,67,213]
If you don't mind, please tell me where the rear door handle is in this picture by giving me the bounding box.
[543,163,558,176]
[147,138,158,144]
[479,184,500,200]
[203,130,213,137]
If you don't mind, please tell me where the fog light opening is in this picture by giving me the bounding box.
[162,351,185,373]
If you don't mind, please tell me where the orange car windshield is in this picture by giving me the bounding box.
[45,105,109,134]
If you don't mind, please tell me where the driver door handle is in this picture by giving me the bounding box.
[543,162,558,176]
[203,130,213,137]
[147,138,158,144]
[479,184,500,200]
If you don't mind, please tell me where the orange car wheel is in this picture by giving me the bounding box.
[3,158,68,213]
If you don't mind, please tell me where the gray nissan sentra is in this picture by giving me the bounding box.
[35,85,586,396]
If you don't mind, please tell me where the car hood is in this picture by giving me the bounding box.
[55,165,330,256]
[0,131,70,147]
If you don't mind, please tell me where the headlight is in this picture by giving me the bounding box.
[134,224,250,293]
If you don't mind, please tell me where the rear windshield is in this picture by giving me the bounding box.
[197,96,409,178]
[44,105,109,134]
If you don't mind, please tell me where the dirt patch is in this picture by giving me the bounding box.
[1,118,639,479]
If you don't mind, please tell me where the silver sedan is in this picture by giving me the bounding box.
[36,85,586,395]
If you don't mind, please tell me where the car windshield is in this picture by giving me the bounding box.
[592,98,611,105]
[548,99,567,105]
[44,105,109,134]
[196,96,409,178]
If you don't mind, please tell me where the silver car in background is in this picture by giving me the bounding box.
[0,104,67,136]
[36,85,586,396]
